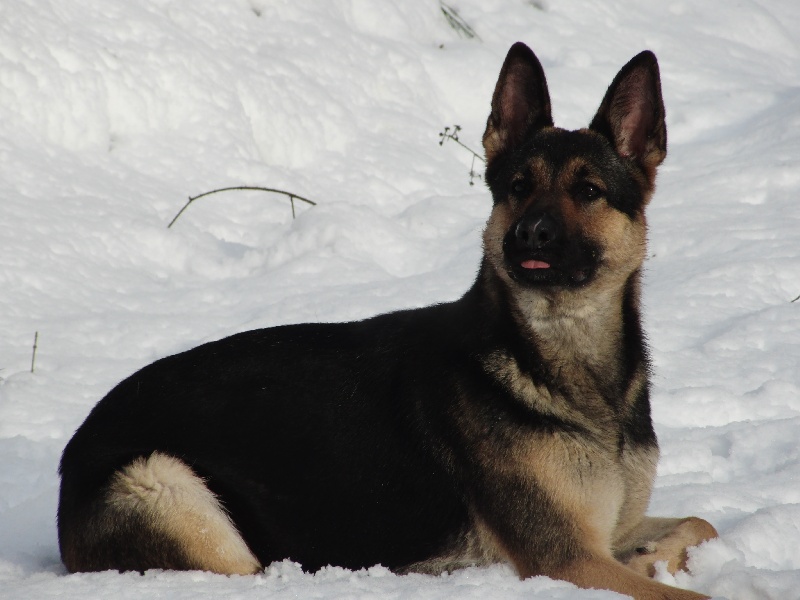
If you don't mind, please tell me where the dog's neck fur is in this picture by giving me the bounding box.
[483,264,635,373]
[474,262,645,415]
[517,282,627,373]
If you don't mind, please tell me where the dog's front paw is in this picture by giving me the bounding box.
[623,517,718,577]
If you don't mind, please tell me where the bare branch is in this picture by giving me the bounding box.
[167,186,317,229]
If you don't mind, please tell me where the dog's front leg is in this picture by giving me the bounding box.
[546,555,711,600]
[471,478,711,599]
[613,516,719,578]
[496,520,713,599]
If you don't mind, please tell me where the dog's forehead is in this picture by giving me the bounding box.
[503,127,646,217]
[519,128,619,181]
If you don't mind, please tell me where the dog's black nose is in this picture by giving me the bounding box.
[515,213,560,249]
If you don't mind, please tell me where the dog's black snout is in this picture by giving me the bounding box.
[515,213,560,249]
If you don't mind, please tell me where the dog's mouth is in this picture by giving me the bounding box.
[500,211,601,288]
[520,259,551,270]
[505,248,598,288]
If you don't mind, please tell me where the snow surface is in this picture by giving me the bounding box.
[1,1,799,598]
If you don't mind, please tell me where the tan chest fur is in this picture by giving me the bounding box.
[482,330,658,557]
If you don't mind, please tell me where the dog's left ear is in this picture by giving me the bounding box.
[589,51,667,182]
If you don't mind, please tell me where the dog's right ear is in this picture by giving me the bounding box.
[483,43,553,165]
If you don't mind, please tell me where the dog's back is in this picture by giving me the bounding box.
[59,296,523,573]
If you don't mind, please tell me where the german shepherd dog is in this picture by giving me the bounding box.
[58,43,717,599]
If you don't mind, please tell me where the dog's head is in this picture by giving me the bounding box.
[481,43,666,302]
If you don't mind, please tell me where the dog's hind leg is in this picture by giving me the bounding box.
[613,516,718,578]
[59,452,261,575]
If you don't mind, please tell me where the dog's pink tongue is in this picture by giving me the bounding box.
[521,259,550,269]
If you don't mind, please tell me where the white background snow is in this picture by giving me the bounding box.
[1,1,799,598]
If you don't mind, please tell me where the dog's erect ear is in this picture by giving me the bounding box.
[483,43,553,164]
[589,51,667,180]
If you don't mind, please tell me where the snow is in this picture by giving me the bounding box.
[1,0,799,598]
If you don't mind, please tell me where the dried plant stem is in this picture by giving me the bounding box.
[31,332,38,373]
[439,125,485,185]
[167,186,317,228]
[440,2,480,40]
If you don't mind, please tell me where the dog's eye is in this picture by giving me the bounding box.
[575,183,603,203]
[511,180,528,195]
